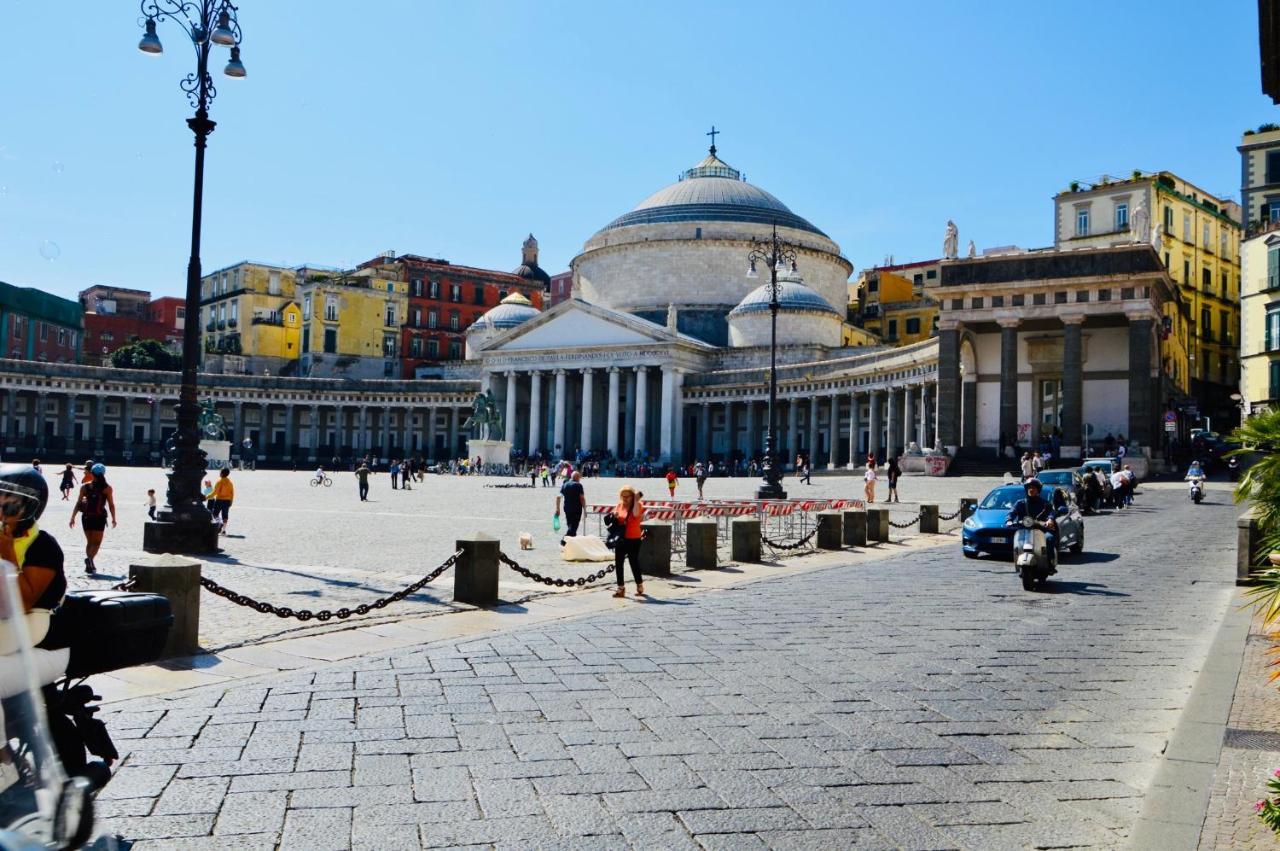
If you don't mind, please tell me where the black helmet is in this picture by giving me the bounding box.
[1023,477,1043,494]
[0,464,48,531]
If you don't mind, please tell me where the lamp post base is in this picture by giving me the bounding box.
[755,482,787,501]
[143,518,221,555]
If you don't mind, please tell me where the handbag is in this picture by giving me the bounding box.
[603,512,623,551]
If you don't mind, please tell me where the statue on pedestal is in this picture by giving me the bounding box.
[1130,195,1150,245]
[943,220,959,260]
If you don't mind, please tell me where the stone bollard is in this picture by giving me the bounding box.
[842,509,867,547]
[639,521,673,577]
[959,498,977,522]
[129,555,202,658]
[919,504,939,534]
[454,533,500,605]
[816,511,843,550]
[731,517,761,563]
[866,508,889,543]
[685,518,717,570]
[1239,509,1264,586]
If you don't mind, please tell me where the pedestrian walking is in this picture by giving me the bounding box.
[355,461,371,502]
[1020,453,1033,481]
[145,488,157,521]
[58,464,77,501]
[1032,452,1044,475]
[863,461,878,503]
[529,465,538,487]
[401,462,412,490]
[801,458,812,485]
[665,468,678,498]
[555,471,586,546]
[210,467,234,535]
[69,463,115,575]
[694,461,707,499]
[607,486,645,598]
[390,460,400,490]
[540,464,550,487]
[887,457,901,503]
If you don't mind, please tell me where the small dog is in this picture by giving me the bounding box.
[519,532,534,550]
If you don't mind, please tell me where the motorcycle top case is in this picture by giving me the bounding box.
[40,591,174,679]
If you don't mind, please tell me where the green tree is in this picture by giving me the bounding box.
[110,337,181,372]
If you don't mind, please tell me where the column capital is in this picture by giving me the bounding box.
[937,318,961,332]
[996,315,1021,329]
[504,369,517,378]
[607,366,621,374]
[553,368,567,376]
[580,367,593,376]
[1060,313,1087,326]
[1124,307,1159,323]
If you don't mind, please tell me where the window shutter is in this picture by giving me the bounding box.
[1268,311,1275,352]
[1271,249,1279,289]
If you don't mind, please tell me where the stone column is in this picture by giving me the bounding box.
[885,388,899,461]
[698,402,711,462]
[259,403,272,452]
[744,401,758,460]
[426,406,438,457]
[91,395,105,455]
[552,369,567,458]
[659,366,676,461]
[528,371,542,455]
[149,396,161,454]
[449,406,460,458]
[283,404,295,459]
[786,398,799,467]
[847,392,860,468]
[722,401,734,459]
[623,369,636,457]
[504,371,518,449]
[807,396,820,464]
[62,394,76,450]
[998,318,1020,451]
[120,397,135,454]
[634,367,648,460]
[402,407,414,454]
[869,389,883,463]
[673,370,685,465]
[937,325,961,451]
[1061,316,1085,458]
[231,401,244,449]
[828,394,840,469]
[356,406,369,453]
[31,391,48,453]
[580,368,594,452]
[903,385,916,450]
[918,384,929,448]
[606,367,620,457]
[1127,314,1155,448]
[309,404,321,459]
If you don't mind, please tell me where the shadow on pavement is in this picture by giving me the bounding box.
[1040,580,1128,597]
[1069,552,1121,565]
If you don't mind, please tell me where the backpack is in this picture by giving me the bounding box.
[80,486,107,518]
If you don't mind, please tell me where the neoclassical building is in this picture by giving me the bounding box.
[467,145,943,468]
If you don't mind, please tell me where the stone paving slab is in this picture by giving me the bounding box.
[78,486,1241,849]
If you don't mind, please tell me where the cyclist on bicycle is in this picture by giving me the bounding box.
[313,466,325,486]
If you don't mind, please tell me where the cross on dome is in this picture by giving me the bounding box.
[706,125,719,155]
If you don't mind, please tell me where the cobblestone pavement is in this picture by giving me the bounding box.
[82,484,1242,849]
[40,466,996,650]
[1198,615,1280,850]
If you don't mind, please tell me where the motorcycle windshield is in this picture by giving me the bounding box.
[0,561,89,849]
[1012,528,1033,550]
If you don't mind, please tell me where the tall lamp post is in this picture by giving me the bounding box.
[746,224,798,500]
[138,1,246,554]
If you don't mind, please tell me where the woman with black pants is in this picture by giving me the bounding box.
[609,486,645,598]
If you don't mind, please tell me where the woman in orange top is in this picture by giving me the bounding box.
[609,486,645,598]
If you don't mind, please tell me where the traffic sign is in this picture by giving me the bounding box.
[1163,411,1177,424]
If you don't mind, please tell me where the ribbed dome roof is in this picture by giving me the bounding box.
[600,149,826,236]
[728,274,841,318]
[472,292,539,331]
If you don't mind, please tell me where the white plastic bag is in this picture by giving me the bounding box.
[560,535,613,562]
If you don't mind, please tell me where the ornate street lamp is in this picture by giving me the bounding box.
[138,1,246,554]
[746,224,798,500]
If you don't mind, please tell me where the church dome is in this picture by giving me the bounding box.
[728,274,841,318]
[512,234,551,287]
[600,149,826,237]
[477,291,539,330]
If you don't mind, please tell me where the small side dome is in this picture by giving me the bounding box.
[727,271,842,348]
[466,291,540,357]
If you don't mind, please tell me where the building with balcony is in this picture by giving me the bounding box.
[851,260,940,346]
[78,286,183,365]
[1053,171,1241,428]
[0,281,82,365]
[356,245,544,378]
[296,269,408,379]
[199,261,301,375]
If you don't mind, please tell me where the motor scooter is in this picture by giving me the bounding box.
[1187,475,1204,504]
[1012,516,1054,591]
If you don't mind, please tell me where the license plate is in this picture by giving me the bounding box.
[990,535,1009,544]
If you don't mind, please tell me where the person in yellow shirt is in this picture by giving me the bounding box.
[210,467,235,535]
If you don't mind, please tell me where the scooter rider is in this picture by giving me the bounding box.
[1005,477,1057,574]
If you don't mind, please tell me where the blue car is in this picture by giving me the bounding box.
[962,483,1084,559]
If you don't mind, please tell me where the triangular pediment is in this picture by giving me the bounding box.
[485,299,711,351]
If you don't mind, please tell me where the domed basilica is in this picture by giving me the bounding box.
[468,143,941,467]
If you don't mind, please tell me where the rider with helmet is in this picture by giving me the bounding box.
[0,464,66,648]
[1005,477,1058,573]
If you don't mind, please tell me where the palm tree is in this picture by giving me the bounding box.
[1233,411,1280,641]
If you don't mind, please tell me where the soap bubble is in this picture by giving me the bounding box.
[38,240,60,261]
[51,161,64,174]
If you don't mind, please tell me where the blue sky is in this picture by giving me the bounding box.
[0,0,1271,301]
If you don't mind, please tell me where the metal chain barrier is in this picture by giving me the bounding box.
[200,549,463,622]
[110,577,136,592]
[761,529,817,551]
[938,509,962,521]
[484,482,535,489]
[888,510,924,529]
[497,551,613,587]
